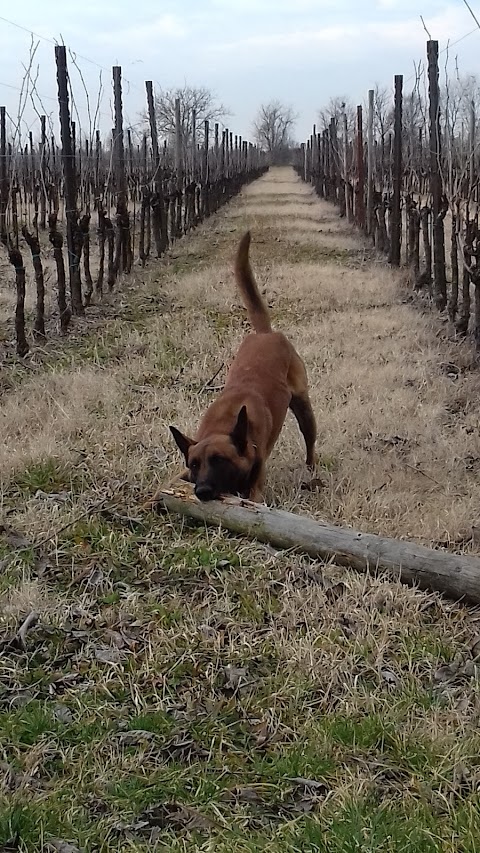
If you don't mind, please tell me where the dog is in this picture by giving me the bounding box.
[169,230,317,502]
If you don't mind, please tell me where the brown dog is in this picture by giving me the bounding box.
[170,231,317,502]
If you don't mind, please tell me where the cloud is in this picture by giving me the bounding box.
[93,13,187,48]
[211,25,349,51]
[209,4,475,57]
[209,0,339,9]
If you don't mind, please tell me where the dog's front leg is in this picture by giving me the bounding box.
[247,462,266,504]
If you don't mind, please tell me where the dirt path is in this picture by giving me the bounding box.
[1,167,480,851]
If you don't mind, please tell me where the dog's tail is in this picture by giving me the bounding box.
[234,231,272,333]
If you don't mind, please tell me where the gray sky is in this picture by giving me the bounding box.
[0,1,478,146]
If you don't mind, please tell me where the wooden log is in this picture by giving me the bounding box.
[149,487,480,605]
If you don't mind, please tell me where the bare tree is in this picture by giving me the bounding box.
[148,84,230,154]
[253,101,296,164]
[442,73,480,146]
[319,96,356,137]
[372,84,393,143]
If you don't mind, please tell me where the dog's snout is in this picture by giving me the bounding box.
[195,484,215,502]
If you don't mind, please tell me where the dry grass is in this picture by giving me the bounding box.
[1,167,480,852]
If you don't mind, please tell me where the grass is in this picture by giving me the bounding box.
[1,167,480,851]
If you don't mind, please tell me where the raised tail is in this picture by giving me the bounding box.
[234,231,272,333]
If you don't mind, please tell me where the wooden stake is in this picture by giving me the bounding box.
[427,40,447,310]
[390,75,403,267]
[355,106,366,230]
[367,89,375,237]
[54,45,83,315]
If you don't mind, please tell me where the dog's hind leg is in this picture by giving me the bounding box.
[287,351,317,468]
[289,392,317,468]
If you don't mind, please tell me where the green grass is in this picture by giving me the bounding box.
[2,505,477,851]
[13,458,77,497]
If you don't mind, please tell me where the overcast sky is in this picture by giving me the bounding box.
[0,1,478,146]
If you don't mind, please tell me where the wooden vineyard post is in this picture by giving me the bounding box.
[458,219,472,336]
[448,202,459,323]
[191,107,197,180]
[355,105,366,231]
[0,106,7,241]
[367,89,375,237]
[174,97,184,238]
[318,130,324,195]
[220,130,226,199]
[427,40,447,311]
[223,127,228,181]
[145,80,167,255]
[202,119,210,218]
[420,206,432,293]
[469,101,479,346]
[214,122,220,210]
[94,130,101,208]
[390,75,403,267]
[314,133,320,198]
[343,110,352,222]
[406,195,420,285]
[330,118,339,205]
[311,125,317,191]
[138,134,149,266]
[112,66,132,279]
[54,45,83,316]
[39,115,47,230]
[457,102,476,336]
[29,131,37,231]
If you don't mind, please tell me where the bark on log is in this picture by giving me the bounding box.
[149,488,480,605]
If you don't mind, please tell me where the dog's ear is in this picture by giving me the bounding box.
[169,426,196,462]
[230,405,248,455]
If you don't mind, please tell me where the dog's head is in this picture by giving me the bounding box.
[169,406,254,501]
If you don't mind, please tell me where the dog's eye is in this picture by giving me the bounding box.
[209,454,225,466]
[190,460,199,474]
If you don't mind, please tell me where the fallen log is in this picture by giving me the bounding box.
[148,486,480,605]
